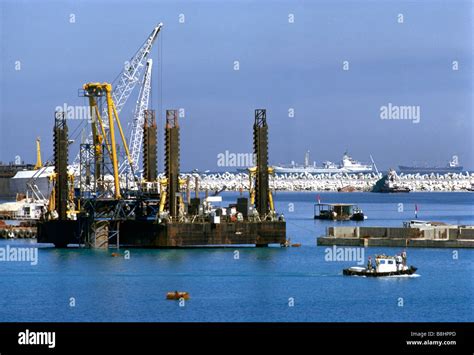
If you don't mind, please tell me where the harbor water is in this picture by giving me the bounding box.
[0,192,473,322]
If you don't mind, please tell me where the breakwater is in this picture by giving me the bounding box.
[174,172,474,192]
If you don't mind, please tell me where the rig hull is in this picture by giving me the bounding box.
[37,220,83,248]
[118,220,286,247]
[37,219,286,248]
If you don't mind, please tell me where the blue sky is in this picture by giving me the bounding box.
[1,0,472,171]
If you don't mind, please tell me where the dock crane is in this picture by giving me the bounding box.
[72,23,163,172]
[83,82,134,199]
[27,137,48,202]
[34,137,43,170]
[119,58,153,175]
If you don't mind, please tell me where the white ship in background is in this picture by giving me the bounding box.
[273,151,375,174]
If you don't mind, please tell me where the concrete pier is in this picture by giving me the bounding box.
[317,225,474,248]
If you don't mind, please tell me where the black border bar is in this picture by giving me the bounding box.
[0,322,472,354]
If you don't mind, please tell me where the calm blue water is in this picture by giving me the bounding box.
[0,192,473,322]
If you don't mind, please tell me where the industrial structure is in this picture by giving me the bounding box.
[32,22,286,248]
[37,105,286,248]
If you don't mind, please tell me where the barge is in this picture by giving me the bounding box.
[314,203,366,221]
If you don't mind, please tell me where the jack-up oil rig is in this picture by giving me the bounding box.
[37,106,286,248]
[36,23,286,248]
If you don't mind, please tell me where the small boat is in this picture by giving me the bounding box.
[343,253,417,277]
[166,291,190,300]
[403,220,448,228]
[314,203,366,221]
[281,238,302,247]
[338,185,356,192]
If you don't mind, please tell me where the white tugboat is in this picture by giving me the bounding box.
[343,252,417,277]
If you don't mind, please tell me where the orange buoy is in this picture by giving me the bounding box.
[291,243,302,247]
[166,291,190,300]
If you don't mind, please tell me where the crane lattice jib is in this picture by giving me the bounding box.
[109,24,161,119]
[120,59,153,175]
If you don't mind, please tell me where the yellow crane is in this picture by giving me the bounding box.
[47,172,76,219]
[83,82,134,199]
[158,177,187,216]
[34,137,43,170]
[248,166,275,213]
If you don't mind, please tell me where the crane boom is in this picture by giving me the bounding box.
[111,24,161,117]
[119,58,153,175]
